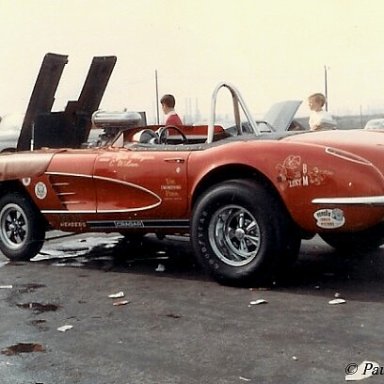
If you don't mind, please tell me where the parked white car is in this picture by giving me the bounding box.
[0,113,24,152]
[364,118,384,130]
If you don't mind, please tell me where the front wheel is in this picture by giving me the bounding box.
[0,193,45,261]
[191,180,283,285]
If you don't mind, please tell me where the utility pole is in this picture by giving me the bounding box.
[155,70,159,124]
[324,65,328,111]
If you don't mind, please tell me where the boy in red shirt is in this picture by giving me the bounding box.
[160,94,183,125]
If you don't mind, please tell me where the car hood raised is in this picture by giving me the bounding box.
[260,100,302,132]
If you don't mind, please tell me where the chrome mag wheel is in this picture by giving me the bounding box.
[0,203,28,251]
[208,204,261,266]
[0,193,45,261]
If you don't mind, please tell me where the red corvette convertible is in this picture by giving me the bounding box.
[0,83,383,285]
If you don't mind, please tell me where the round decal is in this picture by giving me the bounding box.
[35,182,47,200]
[314,208,345,229]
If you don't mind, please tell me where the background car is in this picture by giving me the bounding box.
[364,118,384,130]
[0,113,24,152]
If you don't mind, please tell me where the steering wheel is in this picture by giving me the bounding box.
[157,125,187,144]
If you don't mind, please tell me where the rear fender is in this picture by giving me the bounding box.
[259,143,384,232]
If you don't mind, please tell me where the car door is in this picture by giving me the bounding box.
[93,146,189,219]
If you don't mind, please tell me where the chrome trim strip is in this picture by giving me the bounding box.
[325,147,372,165]
[47,172,93,179]
[41,201,161,215]
[312,196,384,206]
[42,209,97,214]
[97,201,161,213]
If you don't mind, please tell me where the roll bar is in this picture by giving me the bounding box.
[207,82,261,143]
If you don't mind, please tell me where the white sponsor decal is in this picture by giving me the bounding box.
[314,208,345,229]
[114,220,144,228]
[35,182,47,200]
[60,222,86,228]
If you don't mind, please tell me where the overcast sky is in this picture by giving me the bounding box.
[1,0,384,122]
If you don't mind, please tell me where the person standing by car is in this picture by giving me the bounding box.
[160,94,183,125]
[308,93,337,130]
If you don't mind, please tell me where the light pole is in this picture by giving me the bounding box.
[155,69,159,124]
[324,65,328,111]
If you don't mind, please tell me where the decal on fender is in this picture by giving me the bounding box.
[60,222,87,229]
[276,155,333,189]
[314,208,345,229]
[114,220,144,228]
[35,182,47,200]
[161,178,182,200]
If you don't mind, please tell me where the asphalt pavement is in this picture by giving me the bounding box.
[1,233,384,384]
